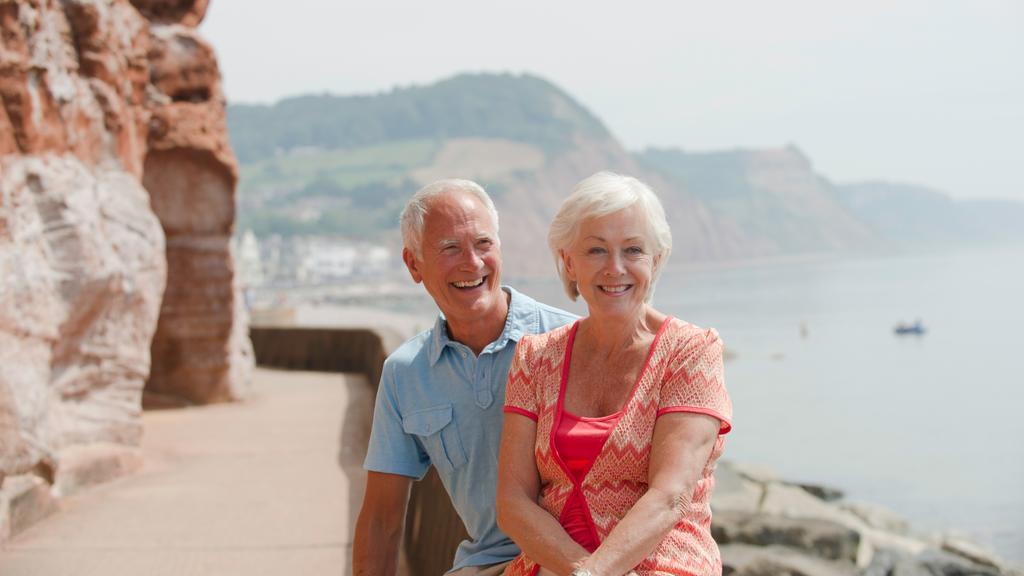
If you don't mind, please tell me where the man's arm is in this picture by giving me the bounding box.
[353,471,413,576]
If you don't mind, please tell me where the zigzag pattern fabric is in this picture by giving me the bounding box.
[503,318,732,576]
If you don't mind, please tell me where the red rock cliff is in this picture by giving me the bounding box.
[0,0,251,499]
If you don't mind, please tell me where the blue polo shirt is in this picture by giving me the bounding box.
[364,286,575,572]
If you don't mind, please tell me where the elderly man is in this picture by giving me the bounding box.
[353,179,575,575]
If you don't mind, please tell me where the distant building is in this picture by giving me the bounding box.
[236,229,264,287]
[297,240,357,283]
[362,245,391,275]
[238,233,395,287]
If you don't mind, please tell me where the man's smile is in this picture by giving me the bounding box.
[451,275,487,289]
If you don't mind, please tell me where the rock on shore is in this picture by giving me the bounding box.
[712,461,1021,576]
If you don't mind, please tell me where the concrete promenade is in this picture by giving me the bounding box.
[0,368,374,575]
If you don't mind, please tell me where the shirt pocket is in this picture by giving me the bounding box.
[401,403,468,474]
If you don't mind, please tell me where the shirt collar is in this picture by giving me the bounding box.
[426,286,536,366]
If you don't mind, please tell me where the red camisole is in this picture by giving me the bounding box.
[553,408,623,551]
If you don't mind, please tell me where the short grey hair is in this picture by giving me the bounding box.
[548,171,672,302]
[400,179,499,259]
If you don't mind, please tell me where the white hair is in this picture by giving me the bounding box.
[548,171,672,301]
[400,179,499,259]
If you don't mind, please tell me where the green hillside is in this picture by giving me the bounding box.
[230,73,611,240]
[238,139,437,193]
[228,73,610,163]
[228,71,1024,253]
[235,138,437,238]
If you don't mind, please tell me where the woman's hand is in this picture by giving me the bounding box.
[584,412,720,576]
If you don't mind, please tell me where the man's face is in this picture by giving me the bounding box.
[403,191,504,327]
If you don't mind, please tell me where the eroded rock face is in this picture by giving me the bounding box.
[1,0,250,488]
[142,22,252,404]
[128,0,208,26]
[0,154,166,481]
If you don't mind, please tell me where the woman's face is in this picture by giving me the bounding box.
[563,205,659,319]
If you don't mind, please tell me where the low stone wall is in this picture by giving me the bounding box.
[248,325,467,575]
[250,327,395,391]
[405,468,470,574]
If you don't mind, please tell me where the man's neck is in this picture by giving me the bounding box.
[445,290,511,356]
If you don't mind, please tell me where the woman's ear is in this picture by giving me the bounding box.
[561,248,576,281]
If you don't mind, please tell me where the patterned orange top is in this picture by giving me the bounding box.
[502,318,732,576]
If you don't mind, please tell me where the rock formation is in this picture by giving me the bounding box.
[712,462,1020,576]
[0,0,250,533]
[141,12,253,406]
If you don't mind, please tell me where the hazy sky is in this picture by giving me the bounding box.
[201,0,1023,201]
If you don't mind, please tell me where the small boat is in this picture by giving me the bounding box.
[894,320,926,336]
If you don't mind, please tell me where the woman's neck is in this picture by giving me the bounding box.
[577,305,662,355]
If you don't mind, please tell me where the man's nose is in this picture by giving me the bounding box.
[460,247,484,269]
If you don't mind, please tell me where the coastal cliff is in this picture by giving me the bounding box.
[0,0,250,537]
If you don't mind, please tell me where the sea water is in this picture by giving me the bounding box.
[515,245,1024,563]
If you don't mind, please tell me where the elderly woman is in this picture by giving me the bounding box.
[496,172,732,576]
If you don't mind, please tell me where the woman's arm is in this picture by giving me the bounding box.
[496,413,592,574]
[581,412,720,576]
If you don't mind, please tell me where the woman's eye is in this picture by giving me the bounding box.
[626,246,645,255]
[587,247,606,255]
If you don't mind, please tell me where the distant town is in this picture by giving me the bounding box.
[231,230,437,322]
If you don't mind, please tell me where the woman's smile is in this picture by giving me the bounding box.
[597,283,633,295]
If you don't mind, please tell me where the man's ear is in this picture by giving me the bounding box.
[403,247,423,284]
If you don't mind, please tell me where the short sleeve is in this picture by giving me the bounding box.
[503,337,539,421]
[658,328,732,434]
[363,361,432,479]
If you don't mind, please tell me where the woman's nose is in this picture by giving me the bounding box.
[605,252,626,275]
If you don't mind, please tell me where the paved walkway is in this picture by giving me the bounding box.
[0,368,375,575]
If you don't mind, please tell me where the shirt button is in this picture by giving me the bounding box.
[477,390,493,407]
